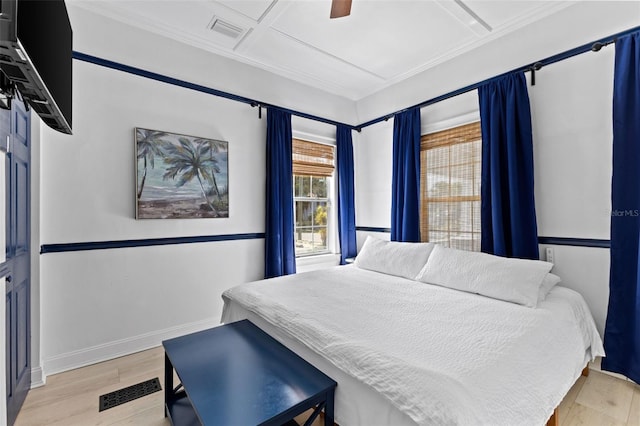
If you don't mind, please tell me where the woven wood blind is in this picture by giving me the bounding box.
[293,139,335,177]
[420,121,482,251]
[421,121,482,150]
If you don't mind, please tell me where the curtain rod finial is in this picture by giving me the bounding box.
[591,39,616,52]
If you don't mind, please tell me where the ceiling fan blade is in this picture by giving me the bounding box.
[330,0,352,19]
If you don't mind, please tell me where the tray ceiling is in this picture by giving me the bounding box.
[72,0,574,100]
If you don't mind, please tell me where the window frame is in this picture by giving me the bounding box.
[291,138,337,258]
[293,175,332,257]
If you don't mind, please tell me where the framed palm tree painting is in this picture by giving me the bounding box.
[135,128,229,219]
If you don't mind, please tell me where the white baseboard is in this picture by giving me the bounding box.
[42,318,220,379]
[30,366,45,388]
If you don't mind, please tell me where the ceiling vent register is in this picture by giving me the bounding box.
[208,18,244,39]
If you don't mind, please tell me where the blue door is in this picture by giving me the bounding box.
[5,99,30,425]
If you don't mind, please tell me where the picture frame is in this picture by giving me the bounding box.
[135,127,229,219]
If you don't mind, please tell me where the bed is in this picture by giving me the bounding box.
[221,238,604,426]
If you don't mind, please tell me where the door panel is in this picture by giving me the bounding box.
[13,271,29,396]
[5,289,11,401]
[3,274,29,413]
[14,161,27,253]
[11,101,27,257]
[13,113,26,150]
[6,152,13,261]
[5,99,30,425]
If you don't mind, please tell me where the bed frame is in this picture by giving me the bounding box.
[546,365,590,426]
[317,365,590,426]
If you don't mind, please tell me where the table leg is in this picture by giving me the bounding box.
[324,389,335,426]
[164,352,173,418]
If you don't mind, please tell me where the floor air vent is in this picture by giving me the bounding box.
[98,377,162,412]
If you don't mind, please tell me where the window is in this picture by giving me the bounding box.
[292,139,335,256]
[420,122,481,251]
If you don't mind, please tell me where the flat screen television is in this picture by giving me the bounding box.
[0,0,72,134]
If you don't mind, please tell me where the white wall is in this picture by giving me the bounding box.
[528,41,615,337]
[529,48,614,241]
[353,120,393,230]
[353,8,627,335]
[39,58,266,376]
[36,7,353,377]
[30,116,43,387]
[0,277,5,424]
[0,152,6,421]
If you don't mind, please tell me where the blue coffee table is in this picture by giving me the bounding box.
[163,320,337,426]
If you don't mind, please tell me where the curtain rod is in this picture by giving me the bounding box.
[72,51,357,131]
[355,24,640,131]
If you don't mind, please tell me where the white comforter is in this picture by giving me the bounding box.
[221,265,604,426]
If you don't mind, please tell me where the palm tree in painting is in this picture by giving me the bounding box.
[162,137,219,215]
[136,129,170,199]
[194,138,226,202]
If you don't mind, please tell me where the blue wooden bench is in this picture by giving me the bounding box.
[163,319,337,426]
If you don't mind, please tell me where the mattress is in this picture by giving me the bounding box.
[221,265,604,426]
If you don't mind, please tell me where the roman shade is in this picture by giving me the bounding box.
[293,138,335,177]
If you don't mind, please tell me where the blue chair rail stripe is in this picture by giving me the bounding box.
[40,233,265,254]
[355,226,392,233]
[355,228,610,249]
[537,237,610,248]
[40,233,609,254]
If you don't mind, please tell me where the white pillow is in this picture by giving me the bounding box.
[415,245,553,307]
[354,236,435,280]
[537,273,562,304]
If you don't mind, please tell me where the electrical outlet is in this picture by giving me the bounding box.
[546,247,554,264]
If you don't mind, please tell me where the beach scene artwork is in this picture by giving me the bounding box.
[135,128,229,219]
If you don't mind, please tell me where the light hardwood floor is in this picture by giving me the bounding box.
[14,347,640,426]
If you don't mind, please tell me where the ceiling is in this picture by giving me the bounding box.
[71,0,575,101]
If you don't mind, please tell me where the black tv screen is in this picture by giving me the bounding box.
[0,0,73,134]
